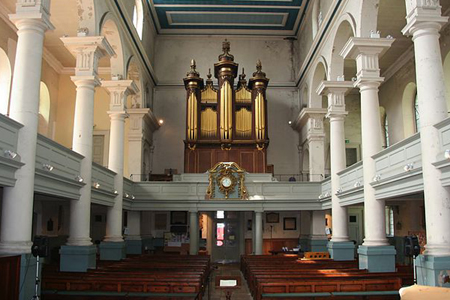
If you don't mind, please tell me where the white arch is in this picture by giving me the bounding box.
[39,81,50,137]
[133,0,144,40]
[127,56,143,108]
[328,16,355,80]
[444,51,450,111]
[100,14,126,78]
[402,82,417,138]
[309,58,327,108]
[0,48,12,115]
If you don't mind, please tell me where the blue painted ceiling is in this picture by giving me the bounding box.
[146,0,310,36]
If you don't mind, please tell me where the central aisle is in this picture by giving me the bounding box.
[205,263,253,300]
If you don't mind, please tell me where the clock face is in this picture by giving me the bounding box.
[221,176,232,188]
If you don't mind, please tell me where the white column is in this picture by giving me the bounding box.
[254,211,263,255]
[403,0,450,256]
[310,210,327,240]
[102,80,138,242]
[128,108,160,181]
[318,81,354,242]
[127,211,141,240]
[341,37,394,247]
[206,212,213,255]
[252,213,256,254]
[61,36,115,246]
[189,211,199,255]
[0,1,54,253]
[306,111,326,181]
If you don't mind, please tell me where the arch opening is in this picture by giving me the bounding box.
[39,81,51,137]
[0,48,12,115]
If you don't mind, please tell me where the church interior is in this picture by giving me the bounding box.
[1,0,450,299]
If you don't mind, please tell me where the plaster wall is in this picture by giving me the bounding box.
[244,211,301,239]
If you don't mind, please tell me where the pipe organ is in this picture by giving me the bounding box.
[183,40,270,173]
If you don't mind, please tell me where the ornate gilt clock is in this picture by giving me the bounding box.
[206,162,248,200]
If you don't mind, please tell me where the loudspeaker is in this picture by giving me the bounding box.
[31,236,49,257]
[404,236,420,257]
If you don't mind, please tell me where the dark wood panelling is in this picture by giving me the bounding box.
[0,255,20,300]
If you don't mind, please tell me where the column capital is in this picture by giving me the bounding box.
[341,37,394,82]
[317,81,353,118]
[70,75,101,89]
[61,36,115,77]
[9,0,55,32]
[316,81,354,96]
[402,0,449,37]
[340,37,394,60]
[292,107,327,133]
[102,80,139,112]
[107,111,128,120]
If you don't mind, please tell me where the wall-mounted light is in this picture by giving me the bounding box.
[318,194,323,199]
[42,163,54,171]
[131,195,135,200]
[125,193,130,198]
[372,174,381,182]
[75,175,84,183]
[158,119,164,125]
[4,149,18,159]
[93,182,100,189]
[114,190,118,195]
[354,181,361,188]
[445,149,450,159]
[403,163,414,172]
[336,188,343,194]
[288,120,292,125]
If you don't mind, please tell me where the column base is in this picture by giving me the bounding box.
[125,239,143,255]
[60,245,96,272]
[99,241,126,261]
[415,255,450,287]
[299,237,309,252]
[358,245,396,272]
[19,254,39,300]
[327,241,355,261]
[308,239,328,252]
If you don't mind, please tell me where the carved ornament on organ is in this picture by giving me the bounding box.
[183,40,270,173]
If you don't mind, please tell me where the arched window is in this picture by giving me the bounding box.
[132,0,144,40]
[414,93,420,133]
[0,48,12,115]
[384,115,390,148]
[39,82,50,137]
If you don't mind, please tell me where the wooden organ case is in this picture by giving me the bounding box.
[184,40,270,173]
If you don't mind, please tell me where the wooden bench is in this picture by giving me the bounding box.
[42,254,211,300]
[302,252,330,260]
[256,277,402,300]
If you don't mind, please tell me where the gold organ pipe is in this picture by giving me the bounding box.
[220,81,233,141]
[255,92,265,141]
[236,108,252,138]
[201,108,217,138]
[187,92,198,141]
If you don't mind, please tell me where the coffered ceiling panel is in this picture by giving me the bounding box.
[147,0,310,36]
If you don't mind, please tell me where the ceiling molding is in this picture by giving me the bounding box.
[0,1,65,75]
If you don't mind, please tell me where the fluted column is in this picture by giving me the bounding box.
[189,211,199,255]
[318,81,355,260]
[254,211,263,255]
[0,0,54,254]
[341,37,396,272]
[60,36,114,271]
[402,0,450,286]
